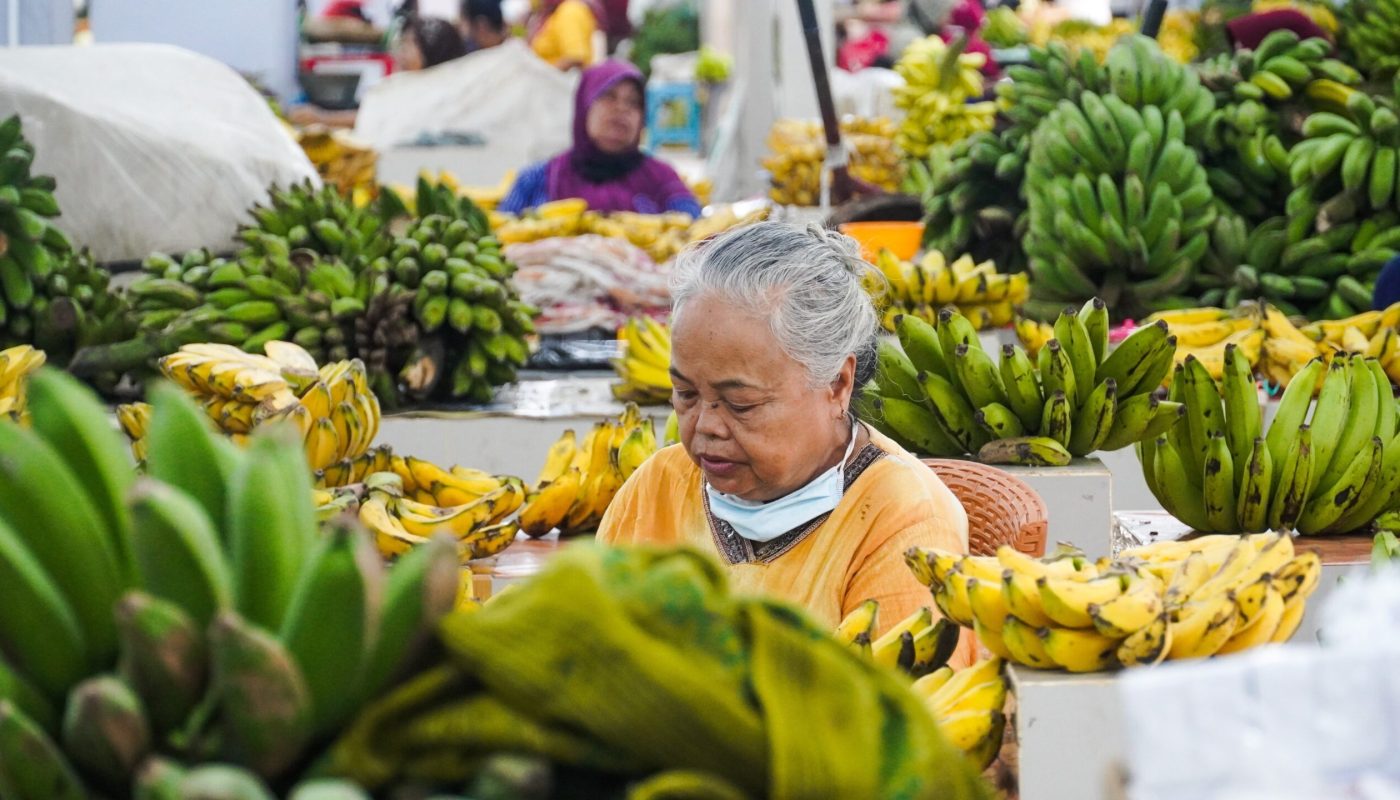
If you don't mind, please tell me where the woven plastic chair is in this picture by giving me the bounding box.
[923,459,1048,558]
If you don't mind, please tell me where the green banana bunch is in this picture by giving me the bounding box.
[0,370,464,793]
[917,131,1029,276]
[859,302,1183,467]
[997,40,1108,152]
[0,114,130,368]
[1024,88,1217,317]
[1102,36,1217,135]
[1221,30,1361,105]
[1141,350,1400,534]
[240,180,392,268]
[1193,213,1346,317]
[1340,0,1400,82]
[1196,101,1291,222]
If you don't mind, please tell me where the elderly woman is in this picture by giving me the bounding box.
[598,222,973,657]
[498,59,701,216]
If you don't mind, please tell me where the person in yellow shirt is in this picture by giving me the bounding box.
[528,0,600,69]
[597,222,975,665]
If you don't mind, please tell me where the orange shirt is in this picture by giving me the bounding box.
[597,426,976,667]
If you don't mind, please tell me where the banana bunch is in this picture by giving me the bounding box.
[492,198,591,243]
[913,532,1322,671]
[387,210,534,404]
[0,343,43,422]
[1253,0,1339,34]
[0,371,466,792]
[1158,10,1200,64]
[241,179,393,268]
[1024,88,1216,318]
[1014,313,1055,360]
[1259,302,1344,388]
[518,404,658,537]
[1197,101,1291,222]
[869,248,1028,332]
[1300,303,1400,385]
[1220,31,1361,105]
[857,303,1184,466]
[1144,347,1400,534]
[613,316,671,404]
[122,341,381,472]
[358,470,524,563]
[835,602,1007,769]
[585,210,690,263]
[1194,214,1345,315]
[1103,35,1217,132]
[893,36,997,159]
[762,118,903,206]
[981,6,1027,47]
[1145,306,1266,381]
[1041,18,1136,63]
[1340,0,1400,82]
[295,125,378,200]
[997,41,1108,150]
[916,131,1030,276]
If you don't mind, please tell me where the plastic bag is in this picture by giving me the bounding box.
[0,44,318,263]
[353,40,577,171]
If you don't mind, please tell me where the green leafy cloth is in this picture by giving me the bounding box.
[332,544,991,799]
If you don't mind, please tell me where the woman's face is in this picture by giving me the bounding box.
[394,31,424,72]
[585,80,644,155]
[670,292,856,502]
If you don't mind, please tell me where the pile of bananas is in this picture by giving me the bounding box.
[1025,89,1216,317]
[1039,18,1137,64]
[834,604,1004,770]
[912,533,1321,671]
[0,115,129,368]
[612,315,671,404]
[518,405,657,537]
[117,342,380,473]
[914,132,1029,276]
[1193,212,1354,315]
[295,125,378,203]
[1219,32,1360,104]
[981,6,1027,47]
[497,201,767,262]
[1340,0,1400,81]
[893,36,997,159]
[762,118,902,206]
[1144,348,1400,534]
[858,303,1183,466]
[997,42,1107,150]
[1301,304,1400,384]
[1158,10,1200,64]
[0,371,465,794]
[0,343,42,422]
[1145,305,1266,381]
[357,469,523,563]
[491,198,590,243]
[869,248,1028,332]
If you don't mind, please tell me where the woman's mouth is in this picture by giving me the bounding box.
[699,456,740,477]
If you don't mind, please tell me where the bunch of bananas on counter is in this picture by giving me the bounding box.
[518,405,658,537]
[835,601,1006,770]
[1145,305,1266,381]
[242,179,392,267]
[1144,347,1400,534]
[1193,213,1353,315]
[357,470,523,563]
[1301,303,1400,384]
[893,35,997,159]
[1340,0,1400,81]
[915,132,1029,276]
[0,371,466,794]
[0,343,42,422]
[491,198,590,243]
[857,302,1183,466]
[913,533,1321,672]
[295,125,378,202]
[497,201,768,262]
[1024,82,1217,318]
[762,117,903,206]
[869,248,1028,332]
[0,115,130,368]
[613,316,672,404]
[118,341,380,472]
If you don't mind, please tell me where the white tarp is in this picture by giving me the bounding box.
[0,44,318,263]
[354,39,577,170]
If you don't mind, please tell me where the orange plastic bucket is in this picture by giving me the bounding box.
[839,221,923,263]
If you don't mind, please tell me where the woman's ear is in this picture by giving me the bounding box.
[831,354,857,416]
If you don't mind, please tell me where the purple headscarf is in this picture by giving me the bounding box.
[545,60,693,214]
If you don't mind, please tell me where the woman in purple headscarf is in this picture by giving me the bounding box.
[498,60,702,216]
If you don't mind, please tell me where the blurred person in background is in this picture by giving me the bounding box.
[459,0,510,51]
[529,0,602,69]
[499,59,700,215]
[393,14,469,70]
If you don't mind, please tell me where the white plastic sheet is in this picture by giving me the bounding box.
[0,44,318,263]
[354,39,577,167]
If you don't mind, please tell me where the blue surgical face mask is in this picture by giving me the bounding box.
[705,423,859,543]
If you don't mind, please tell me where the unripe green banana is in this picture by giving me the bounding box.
[61,674,150,791]
[115,591,207,738]
[977,435,1072,466]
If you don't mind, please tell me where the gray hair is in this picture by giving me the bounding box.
[670,221,881,392]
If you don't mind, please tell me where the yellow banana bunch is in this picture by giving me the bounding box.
[0,344,45,423]
[1302,302,1400,386]
[495,202,766,261]
[494,198,591,244]
[1014,313,1055,360]
[1144,306,1266,383]
[518,403,658,537]
[1253,0,1338,32]
[115,401,151,463]
[357,472,524,563]
[1157,10,1199,63]
[144,341,382,471]
[613,316,672,404]
[833,601,1005,770]
[910,532,1323,673]
[296,125,378,200]
[893,36,997,158]
[763,118,903,206]
[869,248,1027,332]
